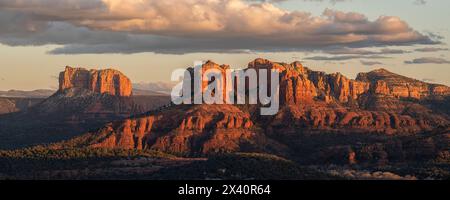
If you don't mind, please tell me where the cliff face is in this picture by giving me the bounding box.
[59,66,132,97]
[308,71,370,103]
[247,58,371,104]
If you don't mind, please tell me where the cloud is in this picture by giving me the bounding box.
[0,0,440,54]
[360,60,383,66]
[414,0,426,5]
[246,0,289,3]
[404,57,450,64]
[304,55,388,61]
[422,78,436,82]
[414,47,449,52]
[322,47,409,55]
[247,0,347,3]
[425,31,444,41]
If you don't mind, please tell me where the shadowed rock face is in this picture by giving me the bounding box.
[0,98,44,115]
[59,66,132,97]
[58,58,449,157]
[56,104,264,154]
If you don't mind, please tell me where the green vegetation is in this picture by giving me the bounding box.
[0,148,338,180]
[149,153,340,180]
[0,146,174,160]
[0,147,175,179]
[1,146,447,180]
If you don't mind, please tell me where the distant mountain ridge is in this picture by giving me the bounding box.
[133,82,176,95]
[0,89,54,98]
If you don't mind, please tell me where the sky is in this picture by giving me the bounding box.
[0,0,449,91]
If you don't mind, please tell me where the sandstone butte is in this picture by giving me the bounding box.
[0,66,176,149]
[59,66,132,97]
[54,58,450,155]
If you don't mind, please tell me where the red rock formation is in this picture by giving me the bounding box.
[59,66,132,97]
[201,61,230,100]
[356,68,450,99]
[371,80,390,95]
[57,58,450,155]
[270,104,448,135]
[248,58,317,104]
[280,73,317,104]
[308,71,370,103]
[183,61,231,103]
[0,65,173,149]
[248,58,290,72]
[81,105,262,154]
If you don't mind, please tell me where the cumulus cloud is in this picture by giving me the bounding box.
[404,57,450,64]
[0,0,440,54]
